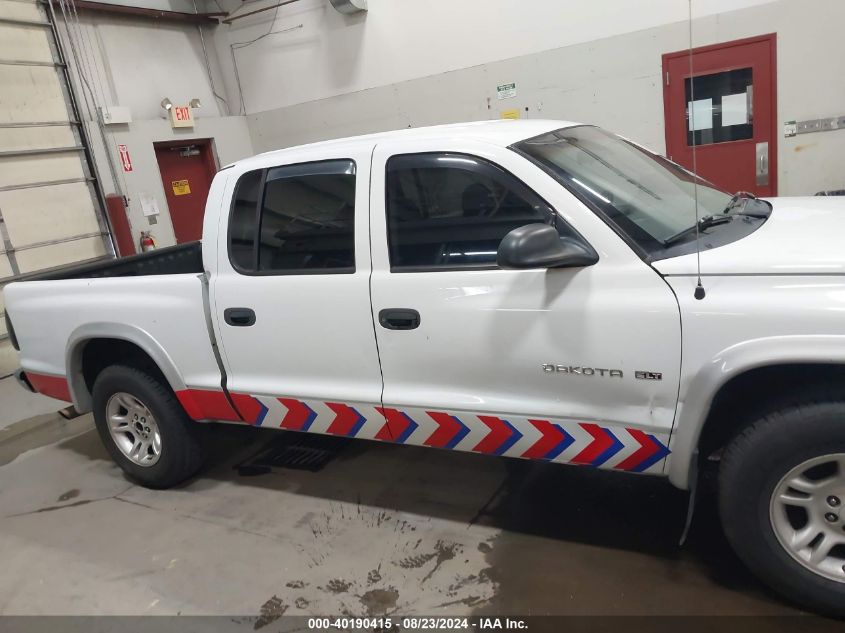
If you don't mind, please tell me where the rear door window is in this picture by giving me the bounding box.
[228,160,357,274]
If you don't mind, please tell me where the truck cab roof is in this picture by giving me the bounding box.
[227,119,581,171]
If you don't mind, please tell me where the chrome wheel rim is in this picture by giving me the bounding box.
[770,453,845,583]
[106,392,161,467]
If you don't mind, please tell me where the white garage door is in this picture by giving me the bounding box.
[0,0,113,340]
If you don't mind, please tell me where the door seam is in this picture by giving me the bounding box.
[366,142,392,439]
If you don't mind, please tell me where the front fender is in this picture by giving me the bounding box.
[65,322,187,412]
[667,334,845,489]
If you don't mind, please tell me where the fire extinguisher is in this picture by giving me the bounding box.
[139,231,156,252]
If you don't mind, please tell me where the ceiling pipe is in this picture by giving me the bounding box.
[73,0,224,25]
[224,0,367,25]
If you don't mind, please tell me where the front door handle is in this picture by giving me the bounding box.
[379,308,420,330]
[224,307,256,327]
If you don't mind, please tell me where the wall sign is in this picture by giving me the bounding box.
[172,179,191,196]
[117,144,132,172]
[169,105,194,128]
[139,192,160,217]
[497,82,517,100]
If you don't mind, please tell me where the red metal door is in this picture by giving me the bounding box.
[154,140,217,243]
[663,34,777,196]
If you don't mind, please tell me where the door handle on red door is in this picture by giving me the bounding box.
[224,308,256,326]
[379,308,421,330]
[756,141,769,187]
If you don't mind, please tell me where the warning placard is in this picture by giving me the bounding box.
[171,179,191,196]
[117,144,132,172]
[497,82,517,100]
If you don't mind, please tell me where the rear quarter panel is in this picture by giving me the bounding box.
[3,274,220,406]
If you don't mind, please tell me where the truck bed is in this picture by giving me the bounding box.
[24,241,203,281]
[3,244,221,398]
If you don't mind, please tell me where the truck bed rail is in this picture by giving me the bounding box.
[21,242,203,281]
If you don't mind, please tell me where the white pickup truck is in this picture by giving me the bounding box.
[5,120,845,614]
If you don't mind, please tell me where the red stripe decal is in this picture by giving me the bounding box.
[571,423,613,465]
[375,407,399,441]
[26,372,72,402]
[473,415,514,454]
[325,402,364,436]
[614,429,659,471]
[176,389,242,422]
[326,402,356,435]
[230,393,266,425]
[278,398,316,431]
[424,411,462,448]
[522,419,564,459]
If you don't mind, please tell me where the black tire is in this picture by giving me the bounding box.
[719,395,845,616]
[92,365,204,489]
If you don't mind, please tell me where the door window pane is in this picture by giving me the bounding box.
[229,169,262,271]
[685,67,753,145]
[386,153,559,269]
[257,160,356,273]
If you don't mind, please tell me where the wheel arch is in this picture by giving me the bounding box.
[66,323,187,412]
[667,335,845,489]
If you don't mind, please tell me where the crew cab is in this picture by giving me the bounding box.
[5,120,845,614]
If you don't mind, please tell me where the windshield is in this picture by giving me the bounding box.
[513,126,731,253]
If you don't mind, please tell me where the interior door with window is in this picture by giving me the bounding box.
[663,34,777,196]
[210,147,386,434]
[368,138,681,472]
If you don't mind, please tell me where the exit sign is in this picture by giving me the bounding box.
[169,105,194,128]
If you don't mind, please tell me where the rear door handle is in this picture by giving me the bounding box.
[379,308,420,330]
[224,307,256,327]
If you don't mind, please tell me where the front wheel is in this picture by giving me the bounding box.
[92,365,204,488]
[719,399,845,616]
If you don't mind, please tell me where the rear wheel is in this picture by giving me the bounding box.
[92,365,204,488]
[719,398,845,615]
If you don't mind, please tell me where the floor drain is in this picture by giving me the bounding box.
[236,432,350,474]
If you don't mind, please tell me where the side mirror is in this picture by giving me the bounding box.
[497,223,598,269]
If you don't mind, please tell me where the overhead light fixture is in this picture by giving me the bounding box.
[189,98,202,109]
[160,98,173,111]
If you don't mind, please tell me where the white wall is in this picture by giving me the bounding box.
[87,117,253,247]
[213,0,777,114]
[60,12,230,120]
[234,0,845,197]
[55,10,255,248]
[50,0,845,242]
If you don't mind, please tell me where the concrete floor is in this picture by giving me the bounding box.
[0,376,68,431]
[0,376,810,617]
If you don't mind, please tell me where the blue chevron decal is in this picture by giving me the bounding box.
[395,412,419,443]
[254,400,269,427]
[494,418,523,456]
[443,415,470,449]
[544,425,575,460]
[631,434,672,473]
[591,429,624,466]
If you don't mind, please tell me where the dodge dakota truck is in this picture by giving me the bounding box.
[5,120,845,614]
